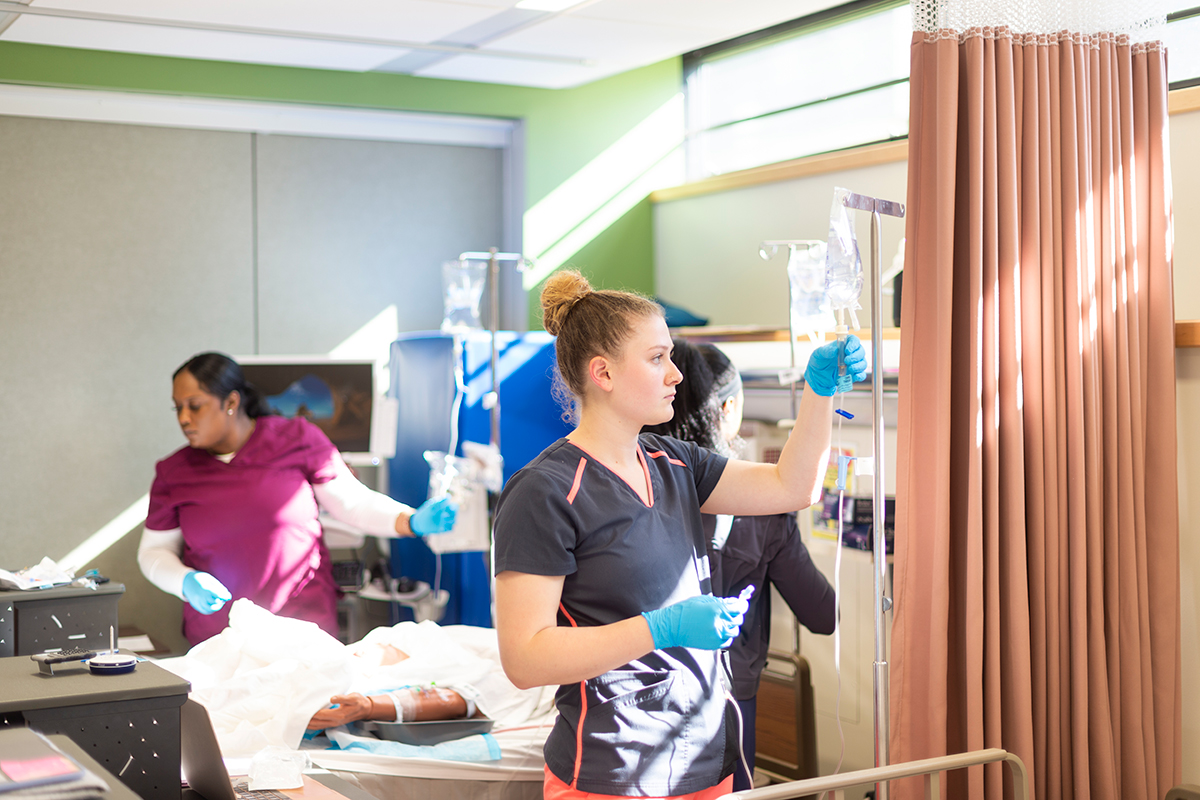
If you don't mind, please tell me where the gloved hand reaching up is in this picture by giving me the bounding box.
[409,496,458,536]
[642,593,750,650]
[182,570,232,614]
[804,334,867,396]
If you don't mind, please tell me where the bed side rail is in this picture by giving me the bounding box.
[718,748,1029,800]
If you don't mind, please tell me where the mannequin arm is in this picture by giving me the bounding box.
[306,687,469,730]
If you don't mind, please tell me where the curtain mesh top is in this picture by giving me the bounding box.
[911,0,1170,38]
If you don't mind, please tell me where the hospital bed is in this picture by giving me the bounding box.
[317,727,548,800]
[157,600,556,800]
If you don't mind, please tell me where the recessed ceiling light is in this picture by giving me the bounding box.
[514,0,583,12]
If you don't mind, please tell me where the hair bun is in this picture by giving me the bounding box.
[541,269,592,337]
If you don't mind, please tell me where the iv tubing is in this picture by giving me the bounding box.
[819,399,850,800]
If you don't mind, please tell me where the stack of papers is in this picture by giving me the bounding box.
[0,558,76,592]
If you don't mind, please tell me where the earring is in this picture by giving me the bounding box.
[227,409,234,416]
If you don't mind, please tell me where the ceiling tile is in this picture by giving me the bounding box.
[1,0,858,87]
[25,0,513,44]
[4,15,407,71]
[485,14,721,62]
[573,0,839,34]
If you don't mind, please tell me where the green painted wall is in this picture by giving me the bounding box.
[557,196,656,296]
[0,42,679,324]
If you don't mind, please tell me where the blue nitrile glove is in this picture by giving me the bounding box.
[804,334,868,396]
[182,571,232,615]
[641,594,749,650]
[410,496,458,536]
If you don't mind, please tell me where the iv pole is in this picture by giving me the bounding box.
[838,190,904,800]
[760,191,903,800]
[457,249,530,450]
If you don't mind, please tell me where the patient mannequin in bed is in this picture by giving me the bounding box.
[307,639,471,730]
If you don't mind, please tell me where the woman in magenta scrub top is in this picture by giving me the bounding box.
[138,352,456,646]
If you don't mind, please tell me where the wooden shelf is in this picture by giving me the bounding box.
[672,325,901,343]
[1178,320,1200,348]
[675,323,1200,347]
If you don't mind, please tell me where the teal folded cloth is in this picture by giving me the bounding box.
[326,730,501,762]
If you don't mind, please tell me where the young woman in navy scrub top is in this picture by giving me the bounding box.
[646,339,837,792]
[138,352,457,646]
[491,270,864,800]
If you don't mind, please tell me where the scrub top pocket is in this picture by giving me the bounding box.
[581,669,696,785]
[591,668,678,709]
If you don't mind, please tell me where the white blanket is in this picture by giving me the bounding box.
[157,599,556,762]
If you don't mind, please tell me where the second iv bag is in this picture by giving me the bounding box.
[826,187,863,330]
[787,242,835,343]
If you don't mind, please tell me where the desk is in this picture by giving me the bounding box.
[0,655,190,800]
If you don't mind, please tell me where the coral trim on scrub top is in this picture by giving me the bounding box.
[557,602,589,788]
[565,441,656,508]
[567,457,587,505]
[644,450,687,468]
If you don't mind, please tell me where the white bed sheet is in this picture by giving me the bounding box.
[156,599,558,789]
[309,722,551,781]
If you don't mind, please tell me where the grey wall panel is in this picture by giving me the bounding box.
[0,117,255,571]
[254,134,504,354]
[0,117,507,651]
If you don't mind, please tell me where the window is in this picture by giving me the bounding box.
[1163,7,1200,87]
[683,1,1200,180]
[683,0,911,180]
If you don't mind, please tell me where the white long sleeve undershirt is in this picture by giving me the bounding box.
[137,453,413,600]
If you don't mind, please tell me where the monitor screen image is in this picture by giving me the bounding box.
[237,359,375,455]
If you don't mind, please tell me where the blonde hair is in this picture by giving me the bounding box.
[540,269,662,402]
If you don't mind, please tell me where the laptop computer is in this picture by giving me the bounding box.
[179,699,372,800]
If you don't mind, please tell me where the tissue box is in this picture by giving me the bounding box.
[0,583,124,657]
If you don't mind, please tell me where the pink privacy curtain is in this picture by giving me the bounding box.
[891,28,1180,800]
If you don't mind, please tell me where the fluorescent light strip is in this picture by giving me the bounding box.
[0,0,590,66]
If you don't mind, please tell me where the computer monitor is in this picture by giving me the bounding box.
[235,356,396,465]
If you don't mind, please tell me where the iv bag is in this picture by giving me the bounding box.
[441,259,486,333]
[826,187,863,329]
[786,242,835,343]
[422,445,501,553]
